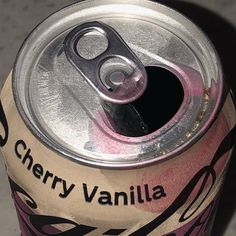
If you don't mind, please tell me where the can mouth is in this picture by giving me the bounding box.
[139,66,184,134]
[102,66,185,137]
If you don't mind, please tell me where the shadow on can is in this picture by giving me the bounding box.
[157,0,236,235]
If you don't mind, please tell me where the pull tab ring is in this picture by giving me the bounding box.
[64,21,147,104]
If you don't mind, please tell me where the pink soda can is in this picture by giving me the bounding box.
[0,0,235,235]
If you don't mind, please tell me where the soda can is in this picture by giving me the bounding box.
[0,0,235,235]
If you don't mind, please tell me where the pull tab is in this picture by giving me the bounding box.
[64,21,147,104]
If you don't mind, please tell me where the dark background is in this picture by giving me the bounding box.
[0,0,235,235]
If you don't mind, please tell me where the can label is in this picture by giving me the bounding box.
[1,74,235,235]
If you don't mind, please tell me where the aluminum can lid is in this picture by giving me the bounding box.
[13,0,223,168]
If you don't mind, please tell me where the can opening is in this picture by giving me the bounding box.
[132,66,184,135]
[102,66,184,137]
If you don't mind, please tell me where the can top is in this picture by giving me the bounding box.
[13,0,223,168]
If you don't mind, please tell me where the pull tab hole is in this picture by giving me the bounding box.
[132,66,184,135]
[76,30,108,60]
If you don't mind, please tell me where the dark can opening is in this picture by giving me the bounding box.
[102,66,184,137]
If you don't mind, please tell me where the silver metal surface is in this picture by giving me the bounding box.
[13,0,223,168]
[64,21,148,104]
